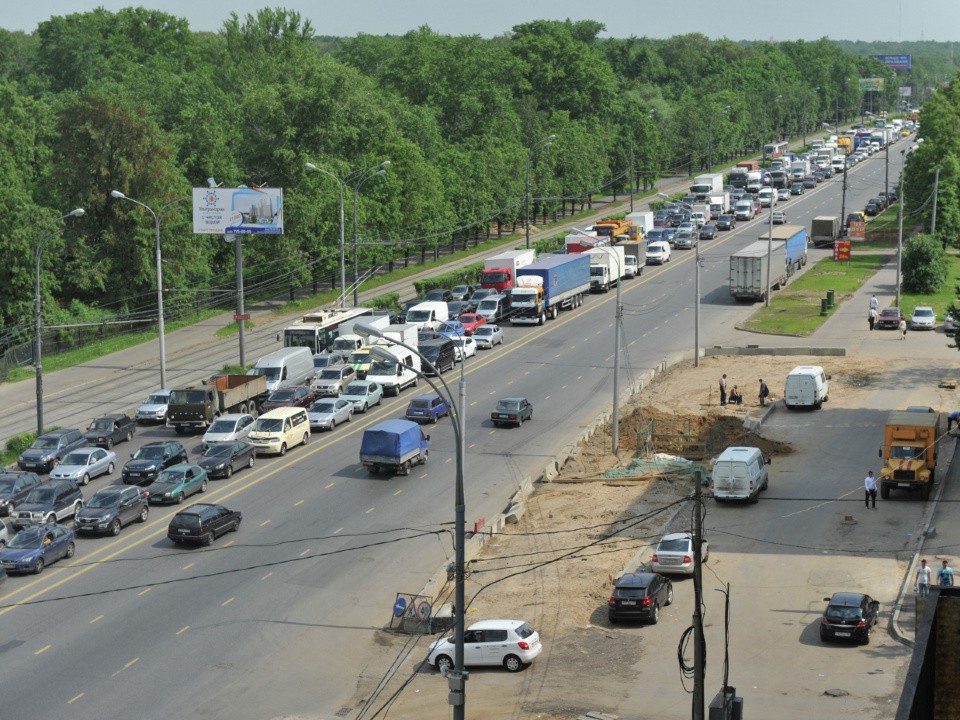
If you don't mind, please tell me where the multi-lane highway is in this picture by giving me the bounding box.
[0,145,907,720]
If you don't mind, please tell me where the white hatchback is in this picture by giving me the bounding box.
[427,619,542,673]
[646,241,671,265]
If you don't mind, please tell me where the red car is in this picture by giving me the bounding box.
[259,385,317,412]
[457,313,487,336]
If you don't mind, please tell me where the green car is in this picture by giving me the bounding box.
[144,463,208,505]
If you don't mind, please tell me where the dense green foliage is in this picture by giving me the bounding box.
[1,8,957,349]
[902,234,948,294]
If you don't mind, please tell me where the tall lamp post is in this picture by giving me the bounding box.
[353,321,468,719]
[110,191,177,389]
[896,140,923,308]
[34,208,85,434]
[658,194,702,367]
[351,162,390,307]
[525,134,556,249]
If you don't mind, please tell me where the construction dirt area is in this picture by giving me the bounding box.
[350,351,890,720]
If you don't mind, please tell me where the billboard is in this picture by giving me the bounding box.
[859,78,885,92]
[192,187,284,235]
[899,86,913,97]
[871,54,911,70]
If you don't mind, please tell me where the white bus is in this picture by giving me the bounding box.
[283,307,376,355]
[763,141,789,161]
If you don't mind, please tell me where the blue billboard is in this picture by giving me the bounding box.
[871,54,911,70]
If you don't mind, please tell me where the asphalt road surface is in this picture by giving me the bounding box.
[0,145,911,720]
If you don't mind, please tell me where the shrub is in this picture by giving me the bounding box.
[370,292,400,311]
[413,263,484,296]
[902,233,947,294]
[6,431,37,457]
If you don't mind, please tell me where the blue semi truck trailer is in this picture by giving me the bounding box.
[511,253,592,325]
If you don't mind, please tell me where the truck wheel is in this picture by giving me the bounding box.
[880,482,890,500]
[238,403,247,415]
[538,313,545,326]
[421,450,429,464]
[400,461,410,476]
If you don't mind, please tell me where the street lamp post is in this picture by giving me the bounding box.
[525,135,556,249]
[110,191,172,389]
[896,140,923,308]
[306,160,389,309]
[658,193,701,366]
[354,322,468,719]
[34,208,85,434]
[352,163,390,307]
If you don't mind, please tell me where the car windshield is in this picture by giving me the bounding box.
[203,444,234,457]
[170,390,206,404]
[253,418,283,433]
[133,446,165,460]
[144,394,168,404]
[24,487,55,504]
[87,491,123,509]
[658,538,691,552]
[406,310,431,322]
[208,419,238,434]
[319,369,343,380]
[8,529,44,549]
[497,401,520,412]
[89,419,114,431]
[0,479,16,493]
[880,309,899,318]
[369,361,396,374]
[155,470,185,484]
[824,605,861,622]
[248,366,280,381]
[269,389,297,401]
[61,453,91,466]
[890,444,925,460]
[30,437,59,450]
[344,383,368,395]
[310,401,337,414]
[914,309,934,318]
[349,352,371,364]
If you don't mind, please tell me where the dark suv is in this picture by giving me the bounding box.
[608,571,673,624]
[75,485,149,536]
[122,441,188,486]
[17,429,87,474]
[84,414,137,449]
[168,503,242,546]
[11,480,84,530]
[0,471,43,517]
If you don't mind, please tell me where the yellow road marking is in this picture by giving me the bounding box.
[261,572,273,581]
[67,693,85,705]
[299,548,311,557]
[325,483,335,489]
[334,528,343,534]
[176,626,189,635]
[393,489,402,496]
[89,615,104,624]
[35,644,51,655]
[124,657,139,669]
[294,499,304,506]
[223,540,234,548]
[365,507,374,514]
[259,519,271,527]
[182,563,194,570]
[138,588,151,596]
[445,457,452,463]
[222,597,235,607]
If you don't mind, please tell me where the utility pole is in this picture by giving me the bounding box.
[693,469,706,720]
[840,163,848,233]
[932,168,940,236]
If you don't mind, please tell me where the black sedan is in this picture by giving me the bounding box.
[820,592,880,644]
[168,503,242,546]
[790,183,805,196]
[84,414,136,449]
[491,397,533,428]
[608,571,673,624]
[698,223,718,240]
[197,441,256,479]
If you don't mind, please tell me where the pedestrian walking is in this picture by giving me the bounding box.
[870,294,879,312]
[938,560,954,588]
[899,317,907,340]
[719,374,727,406]
[758,379,770,407]
[729,385,743,406]
[864,470,877,509]
[868,307,877,331]
[916,559,932,596]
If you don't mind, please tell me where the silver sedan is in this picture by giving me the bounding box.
[473,324,503,349]
[307,398,354,430]
[50,447,117,486]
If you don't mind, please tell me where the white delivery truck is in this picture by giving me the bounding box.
[783,365,830,409]
[625,211,654,240]
[584,246,626,293]
[711,446,769,503]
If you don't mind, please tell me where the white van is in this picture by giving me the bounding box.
[247,407,310,456]
[405,301,449,331]
[248,347,314,392]
[364,345,421,396]
[624,255,639,278]
[711,446,769,503]
[784,365,830,409]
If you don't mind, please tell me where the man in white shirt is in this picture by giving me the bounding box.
[916,559,932,596]
[864,470,877,509]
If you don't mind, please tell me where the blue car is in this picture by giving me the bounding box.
[436,320,466,339]
[0,523,75,574]
[405,394,449,424]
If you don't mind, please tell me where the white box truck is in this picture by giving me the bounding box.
[584,246,626,293]
[625,211,654,240]
[729,240,788,302]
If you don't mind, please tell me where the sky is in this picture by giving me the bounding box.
[2,0,958,42]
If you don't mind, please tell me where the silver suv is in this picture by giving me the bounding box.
[310,364,356,397]
[11,480,84,530]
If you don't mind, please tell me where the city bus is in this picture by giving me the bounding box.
[283,307,375,355]
[762,141,789,161]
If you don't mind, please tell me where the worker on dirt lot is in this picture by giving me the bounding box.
[728,385,743,406]
[758,379,770,407]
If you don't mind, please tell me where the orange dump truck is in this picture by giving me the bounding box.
[878,410,942,500]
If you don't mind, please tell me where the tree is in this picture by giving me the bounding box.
[902,233,947,294]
